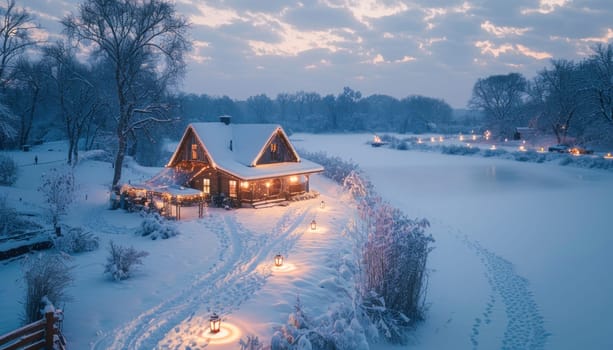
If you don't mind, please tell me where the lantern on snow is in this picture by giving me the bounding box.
[274,253,284,267]
[320,200,325,209]
[209,312,221,333]
[310,220,317,231]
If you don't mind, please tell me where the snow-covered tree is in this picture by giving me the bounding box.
[38,167,75,234]
[22,253,73,323]
[63,0,190,187]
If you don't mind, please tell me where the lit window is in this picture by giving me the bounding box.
[229,180,237,198]
[270,143,278,161]
[191,144,198,160]
[202,178,210,195]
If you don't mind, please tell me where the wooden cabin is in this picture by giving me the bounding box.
[122,116,323,215]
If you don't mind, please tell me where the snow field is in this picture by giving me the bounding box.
[3,135,613,349]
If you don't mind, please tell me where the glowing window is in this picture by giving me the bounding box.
[191,144,198,160]
[202,178,210,195]
[229,180,237,198]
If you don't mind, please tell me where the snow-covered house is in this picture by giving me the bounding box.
[123,116,323,213]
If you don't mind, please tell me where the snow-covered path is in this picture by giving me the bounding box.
[91,205,316,349]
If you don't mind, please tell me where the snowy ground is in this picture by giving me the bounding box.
[1,135,612,349]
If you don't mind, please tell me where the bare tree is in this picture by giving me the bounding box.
[0,0,37,89]
[587,44,613,124]
[8,57,45,146]
[44,41,106,165]
[532,60,587,144]
[63,0,190,186]
[469,73,528,137]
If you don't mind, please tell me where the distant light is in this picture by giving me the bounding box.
[289,176,298,183]
[518,145,526,152]
[472,135,477,141]
[605,152,613,159]
[490,145,496,150]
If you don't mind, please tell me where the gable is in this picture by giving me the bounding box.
[255,130,298,165]
[167,126,212,167]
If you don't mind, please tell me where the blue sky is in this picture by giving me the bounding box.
[23,0,613,107]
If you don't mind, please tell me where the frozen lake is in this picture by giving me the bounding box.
[295,133,613,350]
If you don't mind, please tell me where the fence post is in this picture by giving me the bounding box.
[45,309,55,348]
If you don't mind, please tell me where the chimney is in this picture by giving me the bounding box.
[219,115,231,125]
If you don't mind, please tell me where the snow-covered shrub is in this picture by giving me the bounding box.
[239,335,265,350]
[38,167,75,233]
[22,253,73,323]
[482,149,508,157]
[104,241,149,281]
[0,154,18,185]
[441,145,480,155]
[396,141,409,150]
[359,200,432,342]
[273,296,369,350]
[136,212,180,240]
[53,227,99,253]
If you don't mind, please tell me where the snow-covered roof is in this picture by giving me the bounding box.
[168,122,323,180]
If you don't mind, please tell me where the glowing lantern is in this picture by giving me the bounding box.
[241,181,249,189]
[472,135,477,141]
[320,200,325,209]
[417,138,423,144]
[310,220,317,231]
[605,152,613,159]
[537,147,546,153]
[265,182,271,188]
[274,253,284,267]
[518,145,526,152]
[459,134,464,141]
[484,130,491,140]
[439,136,444,142]
[290,176,298,183]
[430,137,435,143]
[209,313,221,334]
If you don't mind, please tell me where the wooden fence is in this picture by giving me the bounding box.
[0,304,66,350]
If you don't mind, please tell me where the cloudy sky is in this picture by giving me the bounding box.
[24,0,613,107]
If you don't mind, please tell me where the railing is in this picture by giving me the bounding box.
[0,303,66,350]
